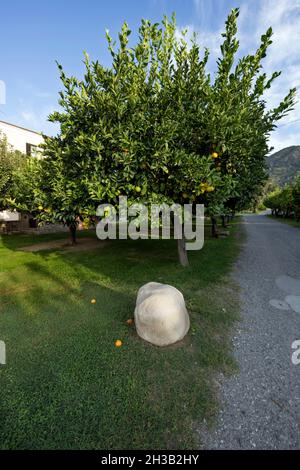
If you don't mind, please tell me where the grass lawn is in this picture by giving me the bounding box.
[267,214,300,228]
[0,222,243,449]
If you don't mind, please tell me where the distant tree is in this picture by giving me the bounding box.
[0,131,26,211]
[250,178,278,213]
[7,151,92,245]
[264,172,300,220]
[7,156,45,223]
[292,172,300,220]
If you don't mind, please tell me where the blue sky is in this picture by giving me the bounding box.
[0,0,300,152]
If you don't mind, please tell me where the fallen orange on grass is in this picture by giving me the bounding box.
[126,318,134,325]
[91,299,97,304]
[115,340,123,347]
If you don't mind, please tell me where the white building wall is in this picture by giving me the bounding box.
[0,210,20,221]
[0,120,44,153]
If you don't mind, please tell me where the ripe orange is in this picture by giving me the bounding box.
[212,152,218,159]
[115,339,122,347]
[126,318,134,325]
[91,299,96,304]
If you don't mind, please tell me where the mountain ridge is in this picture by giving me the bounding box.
[266,145,300,186]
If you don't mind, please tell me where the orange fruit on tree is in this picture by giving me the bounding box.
[115,339,122,347]
[211,152,218,159]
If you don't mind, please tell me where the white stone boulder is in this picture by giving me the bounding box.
[134,282,190,346]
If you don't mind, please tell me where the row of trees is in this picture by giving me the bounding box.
[4,9,297,265]
[264,172,300,220]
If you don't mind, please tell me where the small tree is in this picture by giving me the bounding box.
[265,171,300,220]
[292,172,300,220]
[250,178,278,213]
[0,131,26,211]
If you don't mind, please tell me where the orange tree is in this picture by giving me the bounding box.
[13,9,296,263]
[36,17,228,261]
[203,8,296,227]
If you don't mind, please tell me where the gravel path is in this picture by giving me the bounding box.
[200,213,300,449]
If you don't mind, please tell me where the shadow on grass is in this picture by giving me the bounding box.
[0,222,243,449]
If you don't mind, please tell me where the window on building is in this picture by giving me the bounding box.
[26,143,42,157]
[26,143,31,156]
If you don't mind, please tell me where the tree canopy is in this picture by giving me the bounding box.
[9,8,297,263]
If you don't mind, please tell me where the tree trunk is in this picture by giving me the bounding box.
[69,225,77,245]
[221,215,229,228]
[177,238,189,267]
[211,216,218,238]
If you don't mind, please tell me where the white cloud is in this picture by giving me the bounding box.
[257,0,300,29]
[252,0,300,150]
[21,111,37,124]
[18,101,58,135]
[193,0,213,22]
[269,128,300,153]
[175,23,221,57]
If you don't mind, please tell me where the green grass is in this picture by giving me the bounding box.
[267,214,300,228]
[0,222,243,449]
